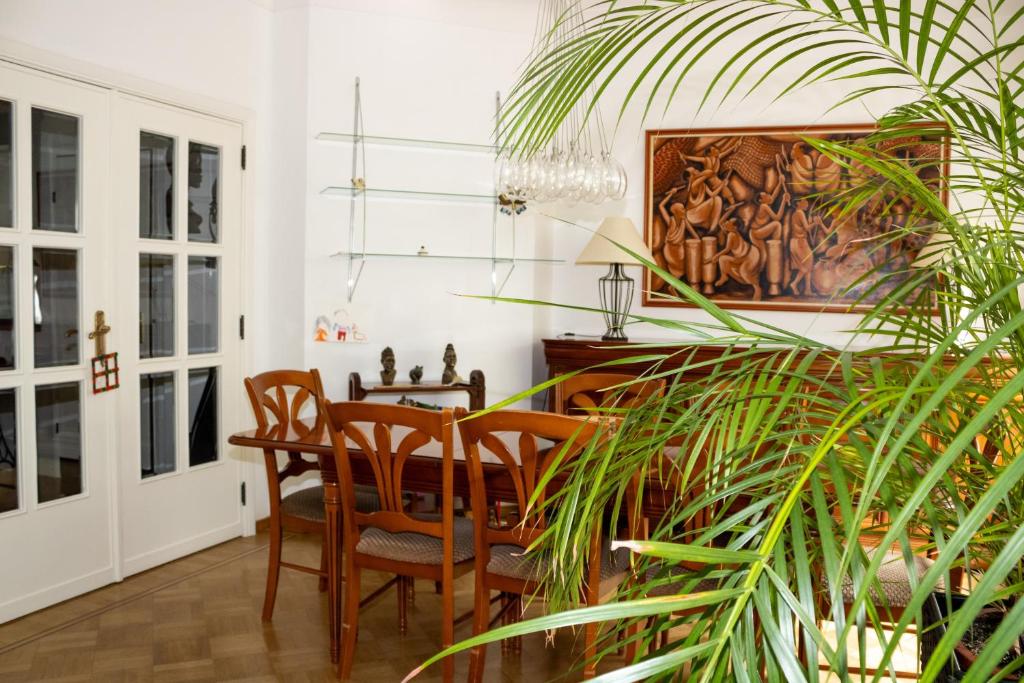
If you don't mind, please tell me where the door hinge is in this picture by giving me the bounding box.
[241,145,247,170]
[239,314,245,340]
[241,482,247,506]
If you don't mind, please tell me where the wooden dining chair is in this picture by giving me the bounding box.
[244,369,337,621]
[625,378,794,658]
[553,373,665,417]
[626,444,738,659]
[323,401,475,682]
[457,408,635,681]
[808,401,968,679]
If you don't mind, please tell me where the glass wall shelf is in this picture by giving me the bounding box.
[316,131,496,155]
[330,251,563,264]
[324,78,546,302]
[321,186,495,205]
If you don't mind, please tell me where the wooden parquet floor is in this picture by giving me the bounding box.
[0,532,602,682]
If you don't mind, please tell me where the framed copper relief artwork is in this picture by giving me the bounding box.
[643,125,946,312]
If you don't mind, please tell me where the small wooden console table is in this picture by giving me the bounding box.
[348,370,486,411]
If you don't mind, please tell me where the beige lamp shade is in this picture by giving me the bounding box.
[575,217,654,266]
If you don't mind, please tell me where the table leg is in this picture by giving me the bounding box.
[324,480,341,664]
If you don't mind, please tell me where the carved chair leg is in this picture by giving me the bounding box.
[468,585,490,683]
[319,526,329,592]
[397,576,409,635]
[499,593,509,655]
[338,560,361,680]
[261,449,285,623]
[441,569,455,682]
[513,596,523,654]
[325,483,342,664]
[619,622,634,659]
[582,533,602,679]
[261,512,283,622]
[583,622,599,678]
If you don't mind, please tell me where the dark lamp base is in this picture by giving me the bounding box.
[598,263,634,343]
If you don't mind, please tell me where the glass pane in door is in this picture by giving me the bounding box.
[139,132,174,240]
[140,372,175,479]
[0,388,16,514]
[188,367,217,467]
[32,108,79,233]
[0,99,12,228]
[36,381,82,503]
[0,246,13,369]
[33,248,79,368]
[187,256,217,354]
[139,254,174,358]
[187,142,218,243]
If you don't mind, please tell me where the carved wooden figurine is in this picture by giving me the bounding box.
[409,365,423,385]
[380,347,396,385]
[441,344,462,385]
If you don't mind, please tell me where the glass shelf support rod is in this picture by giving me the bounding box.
[346,77,367,302]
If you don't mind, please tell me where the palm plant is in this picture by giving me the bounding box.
[408,1,1024,680]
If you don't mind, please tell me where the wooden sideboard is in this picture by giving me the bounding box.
[542,336,697,410]
[543,336,702,377]
[541,336,813,376]
[541,336,853,410]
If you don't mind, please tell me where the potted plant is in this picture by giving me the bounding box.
[922,591,1024,681]
[406,2,1024,680]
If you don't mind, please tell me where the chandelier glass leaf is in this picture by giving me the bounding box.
[496,1,627,204]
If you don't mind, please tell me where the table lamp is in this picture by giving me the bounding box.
[575,217,654,341]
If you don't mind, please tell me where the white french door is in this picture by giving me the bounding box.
[0,62,116,621]
[0,60,246,621]
[113,95,243,576]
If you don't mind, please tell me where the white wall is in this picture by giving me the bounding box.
[257,3,309,374]
[302,1,547,408]
[0,0,269,111]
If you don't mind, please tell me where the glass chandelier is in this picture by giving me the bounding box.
[496,1,627,204]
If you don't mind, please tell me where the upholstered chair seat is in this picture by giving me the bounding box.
[357,516,475,565]
[487,538,629,597]
[836,549,943,607]
[281,484,380,522]
[642,564,720,597]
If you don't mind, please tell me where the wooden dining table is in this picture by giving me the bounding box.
[228,415,680,663]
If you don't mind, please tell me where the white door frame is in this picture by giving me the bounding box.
[0,36,259,543]
[0,41,259,620]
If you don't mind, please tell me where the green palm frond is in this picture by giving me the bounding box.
[407,1,1024,680]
